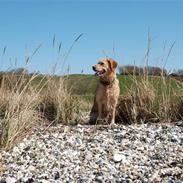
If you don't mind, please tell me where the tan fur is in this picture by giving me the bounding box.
[89,58,120,125]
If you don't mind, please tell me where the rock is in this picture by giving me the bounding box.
[1,123,183,182]
[23,145,31,151]
[40,180,49,183]
[54,171,60,180]
[5,177,16,183]
[24,178,34,183]
[39,173,48,179]
[0,180,6,183]
[27,165,36,172]
[113,153,127,163]
[95,176,103,183]
[17,170,24,180]
[165,178,175,183]
[85,152,93,161]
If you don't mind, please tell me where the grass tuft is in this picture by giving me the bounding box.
[0,72,43,149]
[40,77,82,125]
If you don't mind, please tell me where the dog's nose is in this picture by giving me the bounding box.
[92,66,96,71]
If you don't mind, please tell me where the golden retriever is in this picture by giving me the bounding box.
[89,58,120,125]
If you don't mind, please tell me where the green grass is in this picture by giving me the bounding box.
[65,74,135,96]
[65,74,183,101]
[29,74,183,102]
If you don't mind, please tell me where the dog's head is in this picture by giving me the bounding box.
[92,58,118,77]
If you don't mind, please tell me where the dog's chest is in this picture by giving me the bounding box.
[95,82,119,102]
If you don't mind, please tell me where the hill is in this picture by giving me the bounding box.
[63,74,183,101]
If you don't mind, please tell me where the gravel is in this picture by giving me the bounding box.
[0,123,183,183]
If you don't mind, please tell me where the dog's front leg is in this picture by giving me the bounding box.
[98,102,103,119]
[96,102,103,124]
[110,103,117,125]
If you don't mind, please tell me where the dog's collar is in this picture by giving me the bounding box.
[100,79,115,86]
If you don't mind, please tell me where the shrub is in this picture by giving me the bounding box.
[120,65,167,76]
[116,74,183,124]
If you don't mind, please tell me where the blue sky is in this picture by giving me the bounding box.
[0,0,183,74]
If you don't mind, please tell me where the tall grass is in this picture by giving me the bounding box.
[116,74,183,124]
[0,34,84,149]
[0,72,84,149]
[0,72,42,149]
[116,33,183,124]
[40,77,83,125]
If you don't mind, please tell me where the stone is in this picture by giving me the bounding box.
[54,171,60,180]
[165,178,175,183]
[1,123,183,182]
[24,178,34,183]
[5,177,16,183]
[95,176,103,183]
[113,153,127,163]
[40,180,49,183]
[0,180,6,183]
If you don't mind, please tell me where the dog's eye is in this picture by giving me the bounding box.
[100,62,104,65]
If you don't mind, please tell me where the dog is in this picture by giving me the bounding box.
[89,58,120,125]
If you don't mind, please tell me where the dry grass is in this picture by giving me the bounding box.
[0,73,42,149]
[116,75,183,124]
[40,77,83,125]
[116,34,183,124]
[0,72,83,149]
[0,34,85,149]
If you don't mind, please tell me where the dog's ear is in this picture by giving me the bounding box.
[107,59,118,71]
